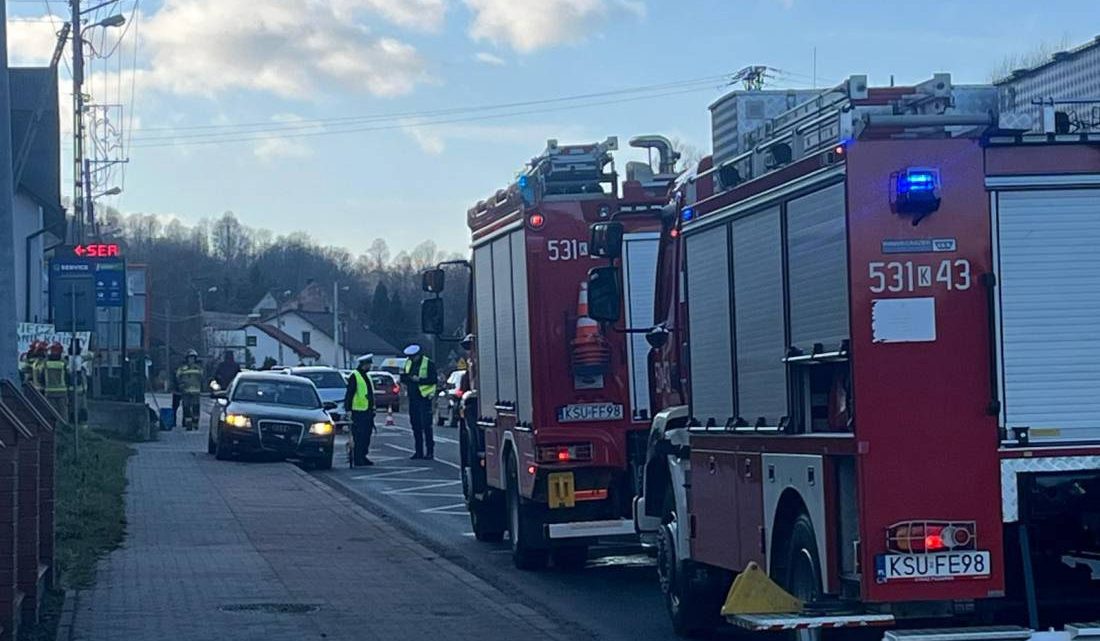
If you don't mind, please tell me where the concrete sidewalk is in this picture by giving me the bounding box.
[62,428,578,641]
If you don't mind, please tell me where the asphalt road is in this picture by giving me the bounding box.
[314,413,688,641]
[162,393,717,641]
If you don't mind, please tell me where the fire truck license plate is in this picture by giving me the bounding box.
[875,551,991,582]
[557,403,624,423]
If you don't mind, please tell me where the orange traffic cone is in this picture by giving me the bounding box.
[570,281,611,376]
[385,407,396,426]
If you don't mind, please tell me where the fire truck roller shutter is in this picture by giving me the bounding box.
[474,244,498,419]
[623,233,660,421]
[733,207,788,428]
[685,225,735,426]
[511,231,533,425]
[995,188,1100,444]
[492,238,518,412]
[787,183,849,351]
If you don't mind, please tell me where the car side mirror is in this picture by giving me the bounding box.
[421,268,445,294]
[589,222,624,260]
[322,401,338,411]
[421,297,445,335]
[645,325,670,349]
[586,266,621,323]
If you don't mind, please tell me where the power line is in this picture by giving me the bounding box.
[130,84,720,149]
[132,73,735,137]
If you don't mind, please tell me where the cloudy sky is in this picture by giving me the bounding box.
[6,0,1096,255]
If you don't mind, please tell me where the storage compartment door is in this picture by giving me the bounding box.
[623,232,660,422]
[995,188,1100,443]
[685,225,734,426]
[474,244,498,418]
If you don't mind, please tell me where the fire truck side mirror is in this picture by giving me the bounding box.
[586,266,621,323]
[589,222,624,260]
[421,298,445,335]
[422,268,446,294]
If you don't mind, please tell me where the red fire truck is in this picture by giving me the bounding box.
[420,136,677,569]
[587,75,1100,637]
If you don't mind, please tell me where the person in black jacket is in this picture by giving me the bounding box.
[344,354,377,466]
[213,351,241,390]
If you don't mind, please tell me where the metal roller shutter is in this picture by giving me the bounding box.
[511,231,533,424]
[787,183,849,351]
[686,226,734,425]
[996,188,1100,443]
[492,238,517,407]
[473,245,497,417]
[733,207,788,426]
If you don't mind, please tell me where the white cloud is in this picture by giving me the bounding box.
[474,51,506,66]
[252,114,317,161]
[338,0,449,31]
[142,0,431,99]
[401,121,446,155]
[464,0,644,53]
[7,15,64,66]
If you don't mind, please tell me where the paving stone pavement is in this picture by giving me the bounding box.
[64,427,577,641]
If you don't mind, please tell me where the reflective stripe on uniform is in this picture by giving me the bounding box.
[351,371,373,411]
[177,365,202,393]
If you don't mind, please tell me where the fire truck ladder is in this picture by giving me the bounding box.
[700,73,1013,197]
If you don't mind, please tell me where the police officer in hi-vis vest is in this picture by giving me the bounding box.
[401,344,437,460]
[343,354,376,467]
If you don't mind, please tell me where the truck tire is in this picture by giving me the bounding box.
[774,513,825,641]
[507,457,548,570]
[551,545,588,571]
[658,493,712,637]
[469,497,505,543]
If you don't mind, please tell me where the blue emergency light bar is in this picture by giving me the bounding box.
[681,207,695,222]
[891,167,942,223]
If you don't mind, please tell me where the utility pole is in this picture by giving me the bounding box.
[164,298,170,392]
[0,0,21,380]
[71,0,88,243]
[333,281,340,367]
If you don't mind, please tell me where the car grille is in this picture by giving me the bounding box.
[258,420,303,451]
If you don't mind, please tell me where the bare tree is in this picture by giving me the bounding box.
[669,136,705,173]
[989,35,1072,82]
[364,238,391,271]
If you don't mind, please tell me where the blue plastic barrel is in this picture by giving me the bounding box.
[159,407,175,431]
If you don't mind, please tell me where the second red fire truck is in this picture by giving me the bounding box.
[420,135,677,569]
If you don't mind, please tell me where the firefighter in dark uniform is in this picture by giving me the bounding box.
[344,354,376,467]
[175,349,203,431]
[401,344,437,460]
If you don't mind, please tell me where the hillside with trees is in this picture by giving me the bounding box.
[100,208,468,370]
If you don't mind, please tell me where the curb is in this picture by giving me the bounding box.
[54,590,77,641]
[293,464,593,641]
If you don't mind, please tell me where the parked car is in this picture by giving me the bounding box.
[369,371,401,413]
[435,370,468,427]
[283,366,349,426]
[208,372,336,469]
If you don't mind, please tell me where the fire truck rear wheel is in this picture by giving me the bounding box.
[776,513,825,641]
[658,494,711,637]
[469,495,505,543]
[507,458,548,571]
[550,545,588,571]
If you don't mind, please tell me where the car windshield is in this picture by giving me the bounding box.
[231,380,320,408]
[295,370,346,389]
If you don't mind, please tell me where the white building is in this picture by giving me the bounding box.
[997,35,1100,133]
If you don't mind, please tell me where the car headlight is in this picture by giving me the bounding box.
[309,422,334,436]
[225,414,252,428]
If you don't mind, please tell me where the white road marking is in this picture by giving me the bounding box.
[384,444,461,470]
[385,425,460,445]
[419,502,469,515]
[350,466,428,480]
[384,480,461,496]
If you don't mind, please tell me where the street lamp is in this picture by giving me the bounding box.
[89,13,126,28]
[333,283,350,368]
[196,285,218,359]
[93,186,122,198]
[277,289,291,365]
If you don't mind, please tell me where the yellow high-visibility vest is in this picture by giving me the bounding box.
[351,371,373,412]
[43,360,67,394]
[177,365,202,394]
[404,357,437,398]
